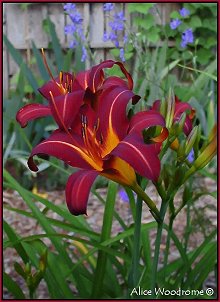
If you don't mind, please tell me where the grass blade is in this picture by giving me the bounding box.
[91,181,118,298]
[47,18,64,71]
[3,272,26,299]
[3,220,29,264]
[3,35,39,93]
[32,41,50,81]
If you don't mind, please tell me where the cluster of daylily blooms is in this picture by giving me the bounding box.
[17,54,202,218]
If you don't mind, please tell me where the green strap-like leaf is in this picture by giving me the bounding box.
[3,272,26,299]
[3,35,39,93]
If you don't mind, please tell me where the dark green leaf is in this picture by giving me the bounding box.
[3,272,26,299]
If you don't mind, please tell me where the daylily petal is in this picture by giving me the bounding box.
[102,77,140,104]
[102,156,136,187]
[27,130,102,172]
[183,116,193,135]
[16,103,51,128]
[102,76,128,89]
[151,100,161,111]
[174,102,193,118]
[110,133,161,181]
[98,86,136,155]
[38,72,74,101]
[49,90,85,129]
[128,110,166,134]
[88,60,134,93]
[72,70,91,90]
[66,170,98,215]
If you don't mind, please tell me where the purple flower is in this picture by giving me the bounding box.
[69,40,78,49]
[103,32,109,42]
[64,3,86,52]
[103,3,114,12]
[109,31,119,47]
[118,188,129,203]
[81,46,87,62]
[109,20,124,31]
[114,11,126,21]
[187,149,194,163]
[123,34,128,44]
[170,19,182,30]
[102,7,128,60]
[64,3,76,12]
[119,48,125,62]
[179,8,190,17]
[69,12,83,24]
[181,28,194,48]
[64,24,76,35]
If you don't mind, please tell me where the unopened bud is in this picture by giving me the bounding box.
[165,88,175,129]
[177,141,186,161]
[160,98,166,117]
[185,126,199,156]
[39,249,47,273]
[193,124,201,157]
[170,138,179,151]
[176,112,186,135]
[25,262,31,275]
[185,134,217,179]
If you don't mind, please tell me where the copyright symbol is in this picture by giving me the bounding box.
[206,288,214,296]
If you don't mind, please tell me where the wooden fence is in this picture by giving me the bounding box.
[3,2,179,95]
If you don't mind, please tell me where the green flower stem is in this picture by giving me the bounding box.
[162,215,174,280]
[151,199,168,298]
[91,181,117,298]
[128,194,143,292]
[154,181,166,200]
[132,183,161,223]
[159,135,176,160]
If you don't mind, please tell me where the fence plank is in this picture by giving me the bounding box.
[4,2,181,93]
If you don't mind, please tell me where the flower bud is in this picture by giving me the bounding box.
[176,112,186,135]
[165,89,175,129]
[160,98,166,117]
[193,124,201,157]
[185,126,199,156]
[193,135,217,171]
[185,125,217,178]
[25,262,31,275]
[177,141,186,161]
[170,138,179,151]
[39,249,47,273]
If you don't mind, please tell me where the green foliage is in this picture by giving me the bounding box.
[4,169,217,298]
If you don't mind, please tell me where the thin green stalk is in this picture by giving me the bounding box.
[91,181,117,298]
[128,194,143,291]
[132,183,161,223]
[184,202,191,253]
[159,135,176,160]
[151,199,168,298]
[162,216,174,280]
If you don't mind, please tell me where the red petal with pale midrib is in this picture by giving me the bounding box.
[16,103,51,128]
[88,60,134,93]
[50,90,84,129]
[98,86,135,141]
[27,130,94,172]
[110,133,161,182]
[128,110,166,134]
[66,170,98,215]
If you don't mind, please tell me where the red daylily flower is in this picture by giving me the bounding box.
[16,58,139,130]
[16,59,168,217]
